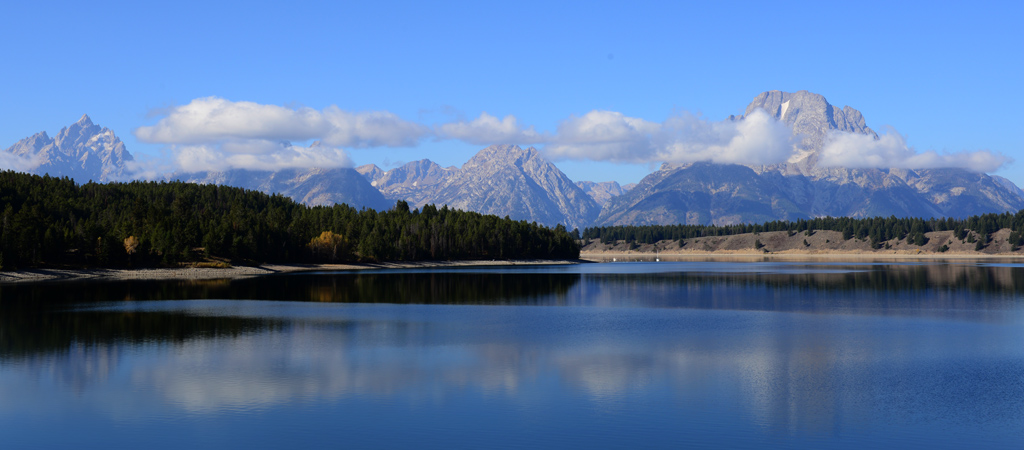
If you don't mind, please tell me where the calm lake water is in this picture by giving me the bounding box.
[2,260,1023,449]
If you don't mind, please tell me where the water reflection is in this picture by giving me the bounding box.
[1,262,1023,448]
[3,303,1022,440]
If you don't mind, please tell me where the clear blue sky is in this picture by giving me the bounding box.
[2,0,1021,185]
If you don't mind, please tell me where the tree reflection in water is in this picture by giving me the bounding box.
[1,262,1023,448]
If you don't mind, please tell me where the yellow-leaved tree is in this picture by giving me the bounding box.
[124,236,140,255]
[124,235,140,267]
[308,231,349,262]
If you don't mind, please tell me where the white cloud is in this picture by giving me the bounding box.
[819,127,1009,172]
[136,97,429,148]
[655,109,795,165]
[0,152,43,172]
[172,141,353,173]
[121,158,173,182]
[544,111,660,163]
[436,112,546,145]
[543,109,797,165]
[321,107,431,148]
[134,97,423,172]
[135,97,330,144]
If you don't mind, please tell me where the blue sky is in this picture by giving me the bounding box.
[2,0,1021,185]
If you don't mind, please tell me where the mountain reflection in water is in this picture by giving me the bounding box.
[1,261,1022,449]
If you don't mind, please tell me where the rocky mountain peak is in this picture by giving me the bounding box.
[356,164,385,183]
[744,90,876,154]
[464,144,540,169]
[76,114,94,126]
[741,90,879,174]
[576,181,625,206]
[366,144,598,229]
[434,144,599,229]
[3,115,133,182]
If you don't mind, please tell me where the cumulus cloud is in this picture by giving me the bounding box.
[135,97,329,144]
[819,126,1009,172]
[135,97,426,172]
[543,109,797,165]
[656,109,795,165]
[172,141,353,173]
[436,112,545,145]
[544,111,660,163]
[136,97,429,148]
[320,107,430,148]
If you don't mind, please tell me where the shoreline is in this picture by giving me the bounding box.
[580,250,1024,262]
[0,259,582,284]
[7,248,1023,284]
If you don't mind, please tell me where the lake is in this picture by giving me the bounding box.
[2,260,1023,449]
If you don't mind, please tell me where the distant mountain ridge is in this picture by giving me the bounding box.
[361,145,600,229]
[357,159,456,207]
[172,167,393,211]
[576,181,631,206]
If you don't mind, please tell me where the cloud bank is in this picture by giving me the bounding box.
[543,109,796,165]
[135,97,427,172]
[133,97,1008,174]
[136,97,429,148]
[436,112,545,145]
[818,127,1009,173]
[172,141,353,173]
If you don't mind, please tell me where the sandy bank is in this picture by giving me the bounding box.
[0,259,581,284]
[581,229,1024,262]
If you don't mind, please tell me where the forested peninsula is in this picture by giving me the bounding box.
[0,171,579,270]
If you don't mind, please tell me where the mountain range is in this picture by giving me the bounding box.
[598,91,1024,225]
[359,145,600,230]
[171,167,393,211]
[5,91,1023,229]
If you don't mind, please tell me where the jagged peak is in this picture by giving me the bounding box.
[408,158,442,168]
[743,90,871,129]
[76,114,94,127]
[467,144,543,165]
[740,90,876,164]
[745,90,829,119]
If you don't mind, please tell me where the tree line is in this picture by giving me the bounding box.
[0,171,579,269]
[583,213,1024,251]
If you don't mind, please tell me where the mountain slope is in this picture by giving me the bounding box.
[369,145,599,229]
[360,159,457,207]
[432,145,599,229]
[576,181,625,206]
[173,167,393,211]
